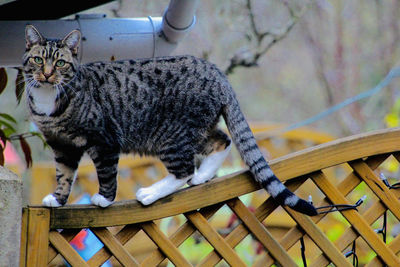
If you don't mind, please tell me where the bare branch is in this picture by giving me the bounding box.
[225,0,310,75]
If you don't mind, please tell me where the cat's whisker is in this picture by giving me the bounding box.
[59,81,77,95]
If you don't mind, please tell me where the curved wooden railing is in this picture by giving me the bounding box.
[21,128,400,266]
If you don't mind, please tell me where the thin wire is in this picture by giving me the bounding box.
[313,195,366,215]
[380,173,400,189]
[270,66,400,135]
[300,236,307,267]
[344,240,358,267]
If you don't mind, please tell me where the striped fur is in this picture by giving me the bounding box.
[22,26,317,215]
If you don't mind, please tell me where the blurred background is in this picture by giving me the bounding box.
[3,1,400,265]
[2,0,400,163]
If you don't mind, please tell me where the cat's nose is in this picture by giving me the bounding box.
[43,72,52,79]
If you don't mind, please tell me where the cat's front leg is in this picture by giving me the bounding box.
[43,148,83,207]
[87,147,120,207]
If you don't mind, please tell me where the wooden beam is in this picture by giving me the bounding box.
[26,208,50,267]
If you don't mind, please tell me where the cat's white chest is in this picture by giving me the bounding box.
[30,84,57,115]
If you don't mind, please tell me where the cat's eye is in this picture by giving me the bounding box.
[34,57,43,64]
[55,60,66,67]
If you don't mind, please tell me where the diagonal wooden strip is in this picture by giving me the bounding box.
[312,171,400,266]
[254,154,389,267]
[199,177,306,267]
[185,211,247,267]
[350,159,400,221]
[91,227,139,267]
[48,228,81,263]
[283,206,352,267]
[141,221,192,267]
[141,203,224,266]
[366,234,400,267]
[87,224,140,267]
[227,198,297,267]
[310,187,400,267]
[49,230,89,266]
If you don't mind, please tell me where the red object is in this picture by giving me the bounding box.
[70,230,88,250]
[4,141,22,165]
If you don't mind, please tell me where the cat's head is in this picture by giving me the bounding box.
[23,25,81,88]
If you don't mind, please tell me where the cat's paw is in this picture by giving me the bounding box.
[136,187,160,205]
[42,194,62,207]
[190,170,215,185]
[190,143,231,185]
[91,193,113,208]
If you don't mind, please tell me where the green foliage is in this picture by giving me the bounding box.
[384,98,400,128]
[0,68,47,168]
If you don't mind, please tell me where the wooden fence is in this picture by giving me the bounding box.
[20,127,400,266]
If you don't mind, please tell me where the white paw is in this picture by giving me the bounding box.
[136,187,160,205]
[190,172,215,185]
[191,144,231,185]
[91,193,113,208]
[42,194,62,207]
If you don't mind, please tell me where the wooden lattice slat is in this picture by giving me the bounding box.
[312,171,400,266]
[350,160,400,220]
[186,211,247,267]
[91,227,139,266]
[366,234,400,266]
[48,231,88,266]
[87,224,140,266]
[227,198,297,267]
[198,177,306,266]
[310,187,400,267]
[141,203,224,266]
[141,221,192,267]
[254,154,389,267]
[284,205,352,266]
[48,228,81,263]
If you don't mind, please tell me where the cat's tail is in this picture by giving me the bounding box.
[222,95,318,216]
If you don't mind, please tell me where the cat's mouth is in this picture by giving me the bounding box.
[35,72,58,85]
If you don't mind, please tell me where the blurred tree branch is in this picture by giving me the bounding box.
[225,0,310,75]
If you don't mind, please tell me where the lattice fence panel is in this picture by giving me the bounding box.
[20,128,400,266]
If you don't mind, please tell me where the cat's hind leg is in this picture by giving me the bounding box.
[136,173,191,205]
[137,142,195,205]
[190,129,231,185]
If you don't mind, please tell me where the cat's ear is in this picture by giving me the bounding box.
[25,25,43,49]
[62,29,81,55]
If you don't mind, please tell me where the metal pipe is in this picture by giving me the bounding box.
[162,0,199,43]
[0,0,199,67]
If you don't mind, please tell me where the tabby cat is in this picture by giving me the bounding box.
[22,25,317,216]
